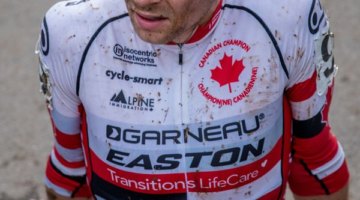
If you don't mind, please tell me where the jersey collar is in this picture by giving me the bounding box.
[186,0,223,44]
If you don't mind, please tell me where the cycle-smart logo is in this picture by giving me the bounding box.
[113,44,158,67]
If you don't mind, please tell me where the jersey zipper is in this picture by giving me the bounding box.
[177,43,184,125]
[177,43,189,196]
[178,43,184,65]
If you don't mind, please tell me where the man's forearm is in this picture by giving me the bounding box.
[294,183,349,200]
[46,187,91,200]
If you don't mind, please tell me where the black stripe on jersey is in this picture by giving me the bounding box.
[41,17,50,56]
[49,158,86,184]
[300,160,330,195]
[76,13,129,96]
[293,109,325,138]
[222,4,289,79]
[91,173,187,200]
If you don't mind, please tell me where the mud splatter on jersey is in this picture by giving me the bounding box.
[39,0,349,199]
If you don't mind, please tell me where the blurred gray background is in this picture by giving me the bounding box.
[0,0,359,199]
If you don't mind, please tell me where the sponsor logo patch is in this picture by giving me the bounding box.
[197,39,259,106]
[110,90,155,111]
[308,0,325,34]
[113,44,158,67]
[315,24,337,95]
[105,69,163,85]
[105,113,264,145]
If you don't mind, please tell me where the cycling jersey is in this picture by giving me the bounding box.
[37,0,349,199]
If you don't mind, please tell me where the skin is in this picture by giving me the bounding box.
[124,0,220,44]
[46,0,349,199]
[294,184,349,200]
[46,188,91,200]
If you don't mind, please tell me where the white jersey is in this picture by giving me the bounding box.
[38,0,348,199]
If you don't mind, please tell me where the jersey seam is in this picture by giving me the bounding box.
[49,158,87,184]
[70,181,87,198]
[276,102,287,200]
[76,13,129,96]
[300,159,331,195]
[222,4,290,79]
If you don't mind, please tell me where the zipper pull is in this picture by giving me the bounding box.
[178,43,184,65]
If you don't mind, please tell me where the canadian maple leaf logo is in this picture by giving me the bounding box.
[211,53,245,93]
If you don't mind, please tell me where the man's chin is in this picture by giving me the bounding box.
[135,30,172,44]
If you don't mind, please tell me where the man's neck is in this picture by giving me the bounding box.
[172,0,221,44]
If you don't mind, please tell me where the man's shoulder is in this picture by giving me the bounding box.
[45,0,127,26]
[42,0,127,54]
[224,0,328,43]
[227,0,315,14]
[225,0,318,26]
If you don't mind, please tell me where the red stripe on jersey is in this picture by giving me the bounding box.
[49,111,82,149]
[73,184,92,198]
[277,97,293,199]
[90,138,282,194]
[286,70,317,102]
[78,105,94,194]
[54,147,85,168]
[289,159,349,196]
[54,127,82,149]
[292,83,337,168]
[322,83,335,122]
[289,157,327,195]
[45,158,81,192]
[292,125,338,170]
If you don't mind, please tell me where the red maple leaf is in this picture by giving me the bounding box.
[210,53,245,93]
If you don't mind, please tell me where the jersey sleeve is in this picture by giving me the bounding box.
[285,0,349,196]
[37,2,91,198]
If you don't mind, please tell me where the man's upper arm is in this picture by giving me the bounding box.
[285,0,349,196]
[37,2,91,198]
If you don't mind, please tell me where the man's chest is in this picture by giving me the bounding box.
[79,26,286,125]
[73,8,292,197]
[78,26,287,171]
